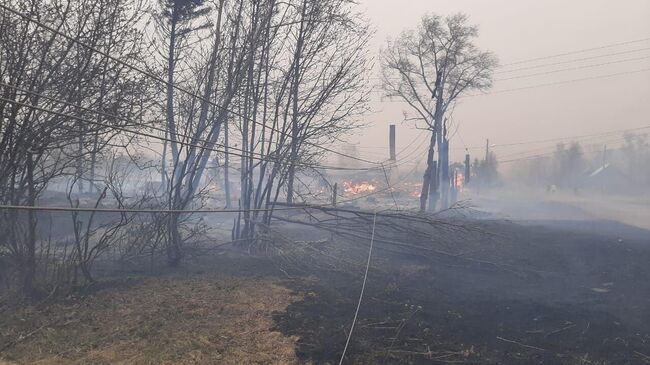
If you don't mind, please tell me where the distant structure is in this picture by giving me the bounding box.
[582,163,629,192]
[389,124,396,161]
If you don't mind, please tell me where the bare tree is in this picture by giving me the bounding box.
[0,0,370,282]
[381,13,497,212]
[0,0,147,295]
[147,0,369,251]
[151,0,272,264]
[66,154,148,284]
[231,0,370,242]
[154,0,212,186]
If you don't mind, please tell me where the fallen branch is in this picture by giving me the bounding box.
[1,323,49,352]
[274,214,525,277]
[635,351,650,363]
[545,323,576,337]
[496,336,545,352]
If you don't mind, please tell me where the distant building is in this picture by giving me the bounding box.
[580,163,631,193]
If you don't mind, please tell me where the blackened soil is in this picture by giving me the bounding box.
[273,219,650,364]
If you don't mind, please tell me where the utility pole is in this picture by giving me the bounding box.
[603,145,608,166]
[485,138,490,162]
[389,124,396,161]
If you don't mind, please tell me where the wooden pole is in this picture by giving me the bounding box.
[389,124,396,161]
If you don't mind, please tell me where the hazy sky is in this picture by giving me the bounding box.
[345,0,650,166]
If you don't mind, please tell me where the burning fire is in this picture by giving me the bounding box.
[455,172,465,190]
[343,181,377,195]
[402,182,422,198]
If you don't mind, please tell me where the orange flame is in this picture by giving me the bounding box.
[455,173,464,189]
[343,181,377,195]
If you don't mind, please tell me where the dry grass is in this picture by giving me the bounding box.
[0,276,300,364]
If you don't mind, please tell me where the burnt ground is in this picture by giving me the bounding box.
[272,217,650,364]
[1,209,649,364]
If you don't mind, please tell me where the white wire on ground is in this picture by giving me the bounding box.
[338,212,378,365]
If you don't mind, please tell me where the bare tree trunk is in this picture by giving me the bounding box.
[165,16,179,166]
[167,212,182,266]
[187,0,225,195]
[76,123,84,194]
[89,132,99,193]
[440,136,450,209]
[223,118,231,208]
[419,131,436,212]
[161,129,168,188]
[89,25,112,194]
[163,12,181,266]
[428,160,439,211]
[431,114,443,212]
[286,0,307,204]
[24,152,37,296]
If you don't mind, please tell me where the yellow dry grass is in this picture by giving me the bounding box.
[1,276,300,365]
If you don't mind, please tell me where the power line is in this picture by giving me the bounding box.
[496,136,631,164]
[362,128,427,167]
[497,135,626,161]
[375,66,650,102]
[494,55,650,82]
[496,131,644,160]
[0,143,432,215]
[464,67,650,97]
[498,37,650,67]
[352,131,430,170]
[0,204,309,214]
[1,81,387,172]
[0,4,380,167]
[0,82,245,157]
[495,47,650,74]
[386,130,430,165]
[459,124,650,151]
[371,44,650,83]
[0,96,378,172]
[0,171,421,214]
[338,131,425,160]
[338,212,377,365]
